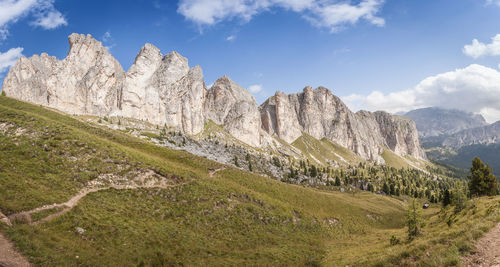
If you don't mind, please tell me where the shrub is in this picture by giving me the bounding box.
[390,235,401,246]
[452,189,467,214]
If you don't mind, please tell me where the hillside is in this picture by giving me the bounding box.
[0,96,498,266]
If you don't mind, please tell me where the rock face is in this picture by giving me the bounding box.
[204,76,261,147]
[3,34,206,136]
[403,107,488,138]
[4,33,125,116]
[442,121,500,149]
[2,33,427,162]
[260,87,426,161]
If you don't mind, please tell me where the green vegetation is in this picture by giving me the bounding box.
[468,157,499,197]
[406,199,423,240]
[0,97,498,266]
[291,134,362,166]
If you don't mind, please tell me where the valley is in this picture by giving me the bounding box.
[0,92,498,266]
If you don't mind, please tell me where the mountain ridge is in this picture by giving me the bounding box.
[2,33,426,164]
[403,107,488,138]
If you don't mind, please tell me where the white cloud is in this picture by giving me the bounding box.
[342,64,500,123]
[248,84,263,93]
[485,0,500,6]
[177,0,385,32]
[102,31,111,42]
[0,0,66,39]
[101,31,115,51]
[0,47,23,73]
[32,9,66,29]
[226,34,236,41]
[463,34,500,59]
[306,0,384,32]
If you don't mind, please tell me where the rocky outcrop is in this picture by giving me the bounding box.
[2,33,427,162]
[4,33,124,116]
[3,34,206,136]
[204,76,261,147]
[260,87,426,161]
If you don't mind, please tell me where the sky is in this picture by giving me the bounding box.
[1,0,500,122]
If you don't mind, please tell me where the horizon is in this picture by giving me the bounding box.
[1,0,500,122]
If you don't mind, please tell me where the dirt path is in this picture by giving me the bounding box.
[209,166,227,178]
[6,180,190,226]
[462,223,500,267]
[0,232,31,267]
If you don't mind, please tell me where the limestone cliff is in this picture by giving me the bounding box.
[2,33,427,162]
[260,87,426,161]
[204,76,261,147]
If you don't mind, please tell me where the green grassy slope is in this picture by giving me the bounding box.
[291,133,363,166]
[0,96,498,266]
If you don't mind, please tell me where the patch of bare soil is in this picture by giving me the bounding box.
[209,166,227,178]
[462,223,500,267]
[0,232,30,267]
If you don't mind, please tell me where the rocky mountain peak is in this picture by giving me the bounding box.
[205,75,261,147]
[3,33,427,164]
[260,86,426,162]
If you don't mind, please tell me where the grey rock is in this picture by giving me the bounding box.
[205,76,261,147]
[2,32,427,163]
[260,87,426,161]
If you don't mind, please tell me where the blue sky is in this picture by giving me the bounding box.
[1,0,500,121]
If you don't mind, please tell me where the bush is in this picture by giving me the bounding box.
[390,235,401,246]
[452,189,467,214]
[1,90,5,97]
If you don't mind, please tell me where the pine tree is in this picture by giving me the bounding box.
[335,176,341,186]
[442,189,451,206]
[382,182,390,195]
[407,199,423,240]
[468,157,498,197]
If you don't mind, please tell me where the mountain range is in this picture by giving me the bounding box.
[2,33,426,165]
[404,107,500,175]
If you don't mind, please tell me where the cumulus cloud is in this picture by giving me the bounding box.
[0,0,66,39]
[177,0,385,32]
[485,0,500,6]
[463,34,500,59]
[0,47,23,73]
[31,9,66,29]
[248,84,263,93]
[342,64,500,123]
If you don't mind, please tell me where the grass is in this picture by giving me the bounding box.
[0,96,498,266]
[382,148,413,170]
[291,133,363,166]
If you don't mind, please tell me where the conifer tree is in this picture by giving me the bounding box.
[468,157,498,197]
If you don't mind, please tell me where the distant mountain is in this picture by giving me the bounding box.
[414,111,500,176]
[403,107,488,138]
[441,121,500,149]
